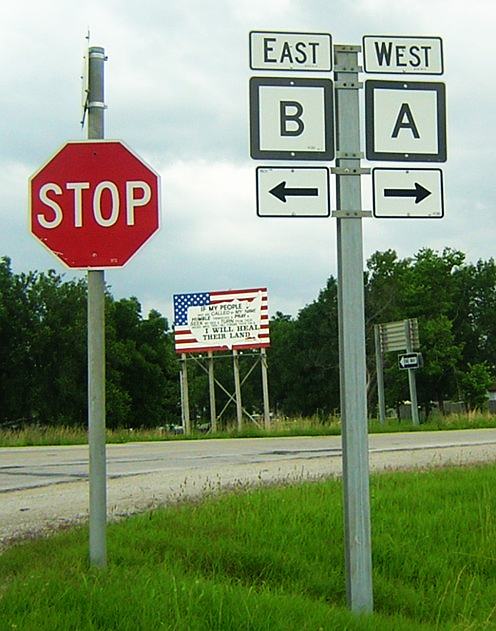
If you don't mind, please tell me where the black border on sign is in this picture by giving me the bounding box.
[372,167,444,219]
[362,36,444,75]
[397,352,422,370]
[365,80,447,162]
[255,166,330,218]
[249,31,333,72]
[249,77,334,161]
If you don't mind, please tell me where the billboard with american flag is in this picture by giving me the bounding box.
[173,287,270,354]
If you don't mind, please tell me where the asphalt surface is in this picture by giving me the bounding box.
[1,428,496,546]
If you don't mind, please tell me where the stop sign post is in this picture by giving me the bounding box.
[28,46,163,568]
[30,140,160,268]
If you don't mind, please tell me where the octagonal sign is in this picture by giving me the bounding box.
[30,140,161,268]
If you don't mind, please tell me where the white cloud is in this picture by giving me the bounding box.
[1,0,496,320]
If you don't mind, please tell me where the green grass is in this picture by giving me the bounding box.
[2,465,496,628]
[1,412,496,447]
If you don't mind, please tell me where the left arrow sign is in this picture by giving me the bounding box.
[269,181,319,203]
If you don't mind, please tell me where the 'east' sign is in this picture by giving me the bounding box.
[365,80,447,162]
[250,31,332,71]
[249,77,334,161]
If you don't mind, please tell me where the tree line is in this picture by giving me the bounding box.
[0,247,494,428]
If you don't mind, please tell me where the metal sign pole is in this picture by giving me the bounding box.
[405,320,420,425]
[334,44,373,613]
[87,45,107,568]
[374,325,386,423]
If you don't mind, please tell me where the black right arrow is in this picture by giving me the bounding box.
[384,182,431,204]
[269,181,319,203]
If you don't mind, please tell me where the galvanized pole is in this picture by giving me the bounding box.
[374,325,386,423]
[405,320,420,425]
[87,45,107,568]
[233,350,243,431]
[260,348,270,430]
[208,351,217,432]
[333,44,373,613]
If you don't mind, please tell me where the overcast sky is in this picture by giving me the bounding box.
[2,0,495,323]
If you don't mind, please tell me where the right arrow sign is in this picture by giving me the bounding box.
[373,168,444,218]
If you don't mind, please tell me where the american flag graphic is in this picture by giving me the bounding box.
[173,287,270,354]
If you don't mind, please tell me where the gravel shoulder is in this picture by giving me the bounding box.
[1,439,496,550]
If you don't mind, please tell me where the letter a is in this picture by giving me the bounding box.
[391,103,420,139]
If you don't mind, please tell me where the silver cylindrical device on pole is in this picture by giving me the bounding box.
[334,45,373,613]
[87,45,107,568]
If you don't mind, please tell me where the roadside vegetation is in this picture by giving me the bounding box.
[2,464,496,629]
[1,412,496,448]
[1,247,496,433]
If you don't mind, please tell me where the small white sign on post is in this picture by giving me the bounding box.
[363,36,443,74]
[250,31,332,71]
[249,77,334,161]
[372,168,444,218]
[398,352,423,370]
[256,166,330,217]
[365,80,446,162]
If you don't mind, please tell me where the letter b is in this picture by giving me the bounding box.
[280,101,304,136]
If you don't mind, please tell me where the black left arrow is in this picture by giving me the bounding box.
[384,182,431,204]
[269,181,319,203]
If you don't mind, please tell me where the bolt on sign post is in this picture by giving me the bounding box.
[29,47,161,567]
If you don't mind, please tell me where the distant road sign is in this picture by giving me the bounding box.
[256,166,330,217]
[249,77,334,160]
[250,31,332,71]
[372,168,444,218]
[379,319,420,353]
[398,352,423,370]
[363,36,443,74]
[365,80,446,162]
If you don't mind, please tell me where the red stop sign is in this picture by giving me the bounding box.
[29,140,161,268]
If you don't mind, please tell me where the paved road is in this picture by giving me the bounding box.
[2,429,496,492]
[1,429,496,545]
